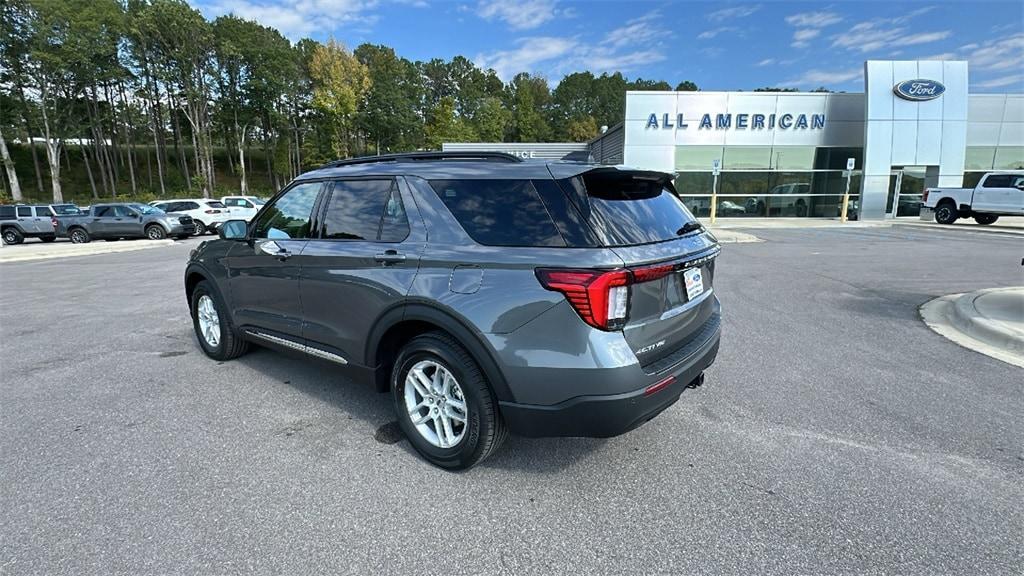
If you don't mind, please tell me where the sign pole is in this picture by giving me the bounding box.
[710,159,720,225]
[840,157,855,223]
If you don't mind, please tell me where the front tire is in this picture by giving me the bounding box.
[934,201,958,225]
[392,332,507,470]
[146,224,167,240]
[2,228,24,245]
[973,214,999,225]
[190,280,249,361]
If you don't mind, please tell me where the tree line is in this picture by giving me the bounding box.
[0,0,701,203]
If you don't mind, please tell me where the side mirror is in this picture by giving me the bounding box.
[219,219,248,240]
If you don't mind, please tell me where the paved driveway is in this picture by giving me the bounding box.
[1,228,1021,575]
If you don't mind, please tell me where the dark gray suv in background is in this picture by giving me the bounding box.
[184,152,721,469]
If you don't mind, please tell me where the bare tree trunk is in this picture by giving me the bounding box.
[16,84,44,193]
[169,94,190,189]
[0,126,23,202]
[37,85,63,203]
[118,80,137,195]
[238,125,248,194]
[81,144,98,199]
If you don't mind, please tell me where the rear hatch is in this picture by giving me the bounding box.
[553,167,720,372]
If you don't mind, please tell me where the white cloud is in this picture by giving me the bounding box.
[790,28,821,48]
[830,7,948,53]
[698,26,738,40]
[786,67,863,88]
[603,11,665,48]
[963,33,1024,72]
[756,58,775,67]
[204,0,378,39]
[476,0,558,30]
[784,11,842,28]
[475,35,664,81]
[706,4,760,22]
[975,74,1024,89]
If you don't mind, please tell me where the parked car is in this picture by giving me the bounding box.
[923,171,1024,225]
[1,205,58,244]
[56,202,195,243]
[150,198,231,235]
[220,195,267,221]
[185,152,722,470]
[745,183,811,216]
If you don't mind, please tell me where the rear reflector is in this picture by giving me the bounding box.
[645,376,675,396]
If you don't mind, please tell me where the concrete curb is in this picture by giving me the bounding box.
[894,221,1024,237]
[710,229,762,244]
[920,287,1024,369]
[0,239,176,263]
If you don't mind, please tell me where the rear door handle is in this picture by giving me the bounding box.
[374,250,406,264]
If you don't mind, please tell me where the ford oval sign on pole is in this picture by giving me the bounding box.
[893,79,946,101]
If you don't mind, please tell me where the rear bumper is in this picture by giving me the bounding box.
[498,322,720,438]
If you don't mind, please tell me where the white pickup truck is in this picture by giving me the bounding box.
[923,172,1024,225]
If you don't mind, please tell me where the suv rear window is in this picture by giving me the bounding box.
[0,206,15,219]
[560,170,700,247]
[429,180,565,247]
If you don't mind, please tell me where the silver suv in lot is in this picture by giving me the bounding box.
[184,152,722,469]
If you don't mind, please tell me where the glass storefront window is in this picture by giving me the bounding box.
[675,147,722,171]
[773,147,816,170]
[723,147,772,169]
[993,146,1024,170]
[813,147,864,170]
[674,172,715,195]
[965,147,996,171]
[678,194,859,218]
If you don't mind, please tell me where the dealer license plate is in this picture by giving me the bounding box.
[683,267,704,301]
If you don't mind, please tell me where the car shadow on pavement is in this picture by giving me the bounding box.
[228,344,610,473]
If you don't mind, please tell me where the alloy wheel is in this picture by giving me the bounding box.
[196,295,221,348]
[403,359,468,449]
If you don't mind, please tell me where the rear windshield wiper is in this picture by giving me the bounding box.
[676,222,704,236]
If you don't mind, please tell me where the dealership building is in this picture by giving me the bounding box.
[446,60,1023,220]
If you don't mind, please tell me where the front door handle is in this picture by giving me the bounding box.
[374,250,406,264]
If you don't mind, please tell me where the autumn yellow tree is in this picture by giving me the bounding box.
[308,39,370,158]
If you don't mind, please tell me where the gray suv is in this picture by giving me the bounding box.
[184,152,721,469]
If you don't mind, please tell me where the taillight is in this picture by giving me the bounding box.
[204,209,220,214]
[536,268,631,330]
[51,217,58,227]
[922,189,929,203]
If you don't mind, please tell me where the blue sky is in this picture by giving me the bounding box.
[191,0,1024,92]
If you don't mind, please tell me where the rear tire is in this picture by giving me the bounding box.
[973,214,999,225]
[392,331,507,470]
[934,201,958,225]
[145,224,167,240]
[2,228,24,245]
[69,228,90,244]
[193,221,207,236]
[190,280,249,361]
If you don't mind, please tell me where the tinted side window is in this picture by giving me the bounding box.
[983,175,1010,188]
[183,202,200,210]
[16,206,32,217]
[320,179,407,242]
[206,201,226,208]
[429,179,565,247]
[0,206,15,219]
[252,182,321,239]
[95,206,113,217]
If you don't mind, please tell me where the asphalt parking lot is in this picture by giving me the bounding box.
[1,227,1022,575]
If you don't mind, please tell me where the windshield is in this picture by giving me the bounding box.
[131,203,163,215]
[51,204,81,215]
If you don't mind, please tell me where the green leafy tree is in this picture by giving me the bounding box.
[423,96,475,149]
[508,73,550,142]
[355,43,423,153]
[675,80,699,91]
[308,39,370,158]
[565,115,598,142]
[472,97,511,142]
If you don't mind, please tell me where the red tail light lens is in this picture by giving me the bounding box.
[922,189,929,203]
[204,209,220,214]
[536,268,631,330]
